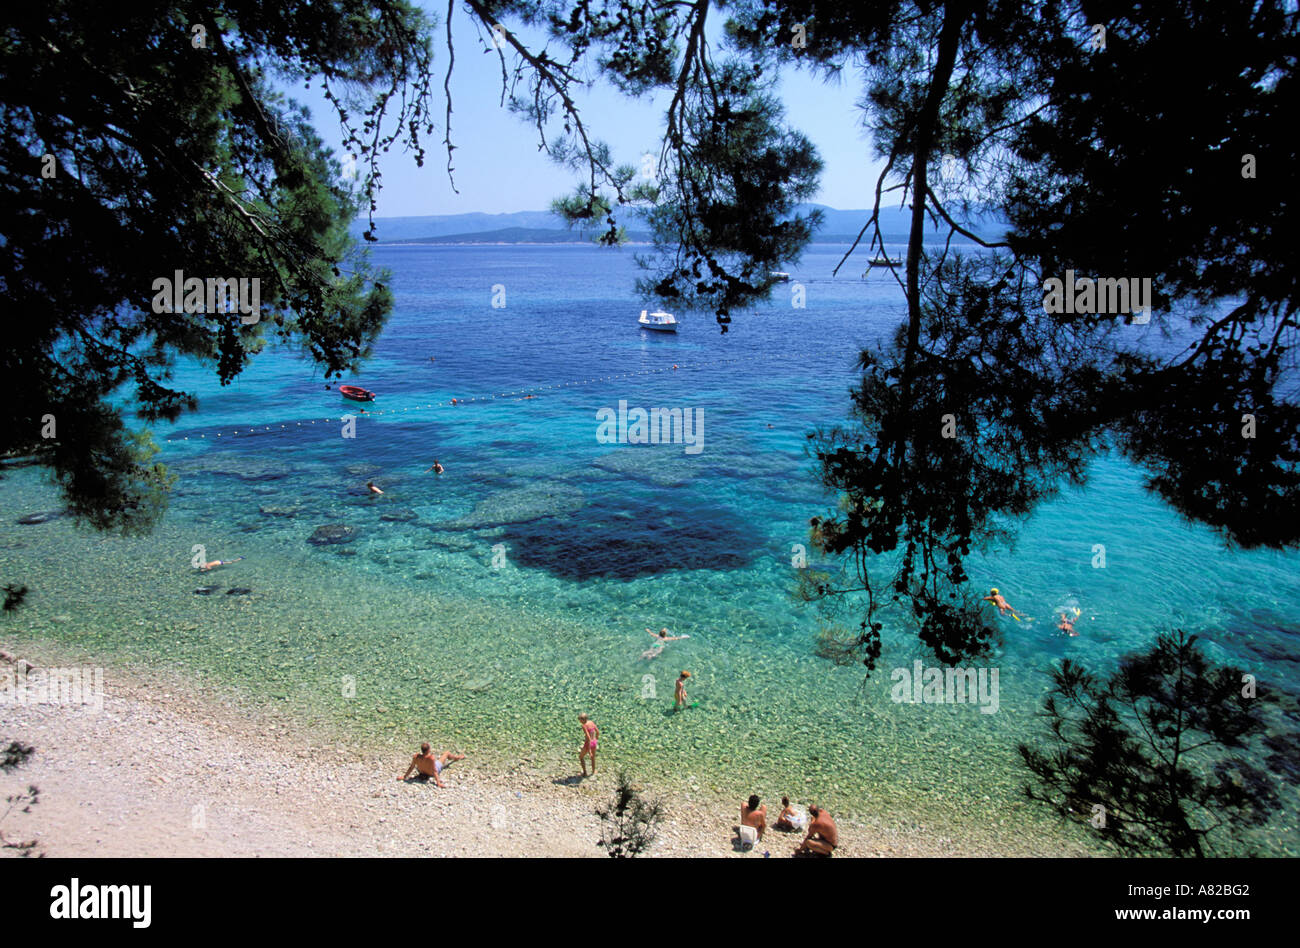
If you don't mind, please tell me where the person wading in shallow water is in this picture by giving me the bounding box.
[674,671,691,710]
[578,713,600,777]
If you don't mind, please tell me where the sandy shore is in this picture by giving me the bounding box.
[0,644,1082,858]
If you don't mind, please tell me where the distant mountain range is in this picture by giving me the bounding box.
[354,203,1004,245]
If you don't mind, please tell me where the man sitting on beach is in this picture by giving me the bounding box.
[794,805,838,857]
[739,794,767,845]
[399,743,465,788]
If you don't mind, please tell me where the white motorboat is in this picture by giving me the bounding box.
[769,271,791,282]
[638,309,678,332]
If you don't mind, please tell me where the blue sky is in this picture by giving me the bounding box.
[291,4,882,217]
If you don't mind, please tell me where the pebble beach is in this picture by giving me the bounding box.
[0,646,1095,858]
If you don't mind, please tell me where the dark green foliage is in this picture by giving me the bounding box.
[634,61,823,330]
[1019,632,1283,857]
[0,1,435,532]
[2,585,28,614]
[472,2,1295,668]
[0,742,40,856]
[0,742,35,773]
[595,771,664,857]
[494,0,824,330]
[723,0,1300,670]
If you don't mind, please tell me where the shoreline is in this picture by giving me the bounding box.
[0,642,1092,858]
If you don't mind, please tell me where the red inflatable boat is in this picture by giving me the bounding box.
[338,384,376,402]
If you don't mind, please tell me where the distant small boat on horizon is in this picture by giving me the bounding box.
[769,271,791,282]
[339,384,376,402]
[638,309,678,332]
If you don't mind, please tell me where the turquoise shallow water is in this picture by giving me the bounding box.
[2,244,1298,855]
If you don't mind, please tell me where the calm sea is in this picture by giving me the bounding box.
[3,243,1297,855]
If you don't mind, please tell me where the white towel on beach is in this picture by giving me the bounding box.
[738,825,759,848]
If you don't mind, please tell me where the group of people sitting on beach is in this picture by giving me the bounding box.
[740,794,838,857]
[396,731,839,857]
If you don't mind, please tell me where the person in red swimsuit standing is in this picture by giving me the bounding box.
[578,713,600,777]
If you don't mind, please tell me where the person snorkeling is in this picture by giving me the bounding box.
[1057,607,1082,637]
[982,587,1028,621]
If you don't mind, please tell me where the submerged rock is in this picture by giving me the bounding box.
[308,523,358,545]
[259,503,304,517]
[226,587,253,596]
[435,483,585,530]
[591,447,700,487]
[379,507,419,523]
[174,452,295,481]
[345,462,383,477]
[428,533,477,552]
[17,510,64,525]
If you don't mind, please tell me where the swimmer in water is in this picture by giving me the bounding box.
[367,481,384,495]
[198,557,244,572]
[982,587,1027,621]
[424,460,444,474]
[1057,607,1081,637]
[642,627,688,660]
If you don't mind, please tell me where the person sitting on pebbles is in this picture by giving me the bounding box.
[738,794,767,847]
[794,805,838,857]
[399,743,465,788]
[774,796,805,832]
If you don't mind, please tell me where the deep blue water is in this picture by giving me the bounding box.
[6,242,1298,854]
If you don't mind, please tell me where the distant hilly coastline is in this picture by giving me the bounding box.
[354,203,1004,246]
[383,226,653,245]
